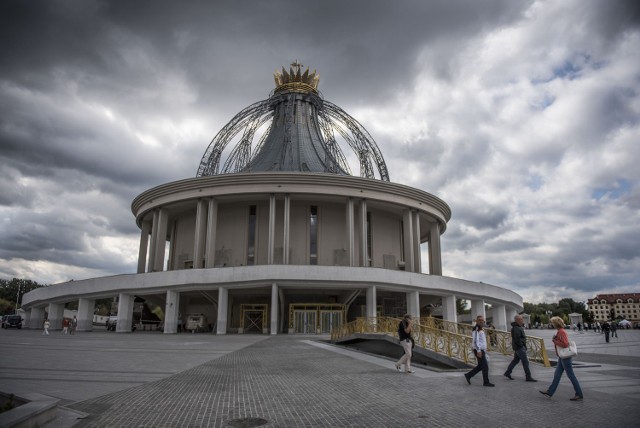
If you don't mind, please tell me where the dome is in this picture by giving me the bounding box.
[196,61,390,181]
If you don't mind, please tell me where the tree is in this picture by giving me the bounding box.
[0,297,15,315]
[456,299,470,314]
[0,278,48,308]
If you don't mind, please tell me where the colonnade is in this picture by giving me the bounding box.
[136,196,443,275]
[25,287,511,333]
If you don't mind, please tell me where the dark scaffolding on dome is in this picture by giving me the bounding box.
[196,62,390,181]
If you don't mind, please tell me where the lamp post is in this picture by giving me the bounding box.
[15,283,21,314]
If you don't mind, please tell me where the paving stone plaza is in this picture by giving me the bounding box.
[1,328,640,427]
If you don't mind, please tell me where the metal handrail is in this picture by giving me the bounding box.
[332,316,550,367]
[331,317,476,364]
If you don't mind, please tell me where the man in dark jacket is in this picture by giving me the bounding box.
[504,314,537,382]
[602,320,611,343]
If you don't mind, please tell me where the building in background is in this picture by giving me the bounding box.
[588,293,640,323]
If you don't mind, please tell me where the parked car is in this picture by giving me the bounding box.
[105,316,136,332]
[185,313,210,332]
[2,315,23,329]
[105,316,117,331]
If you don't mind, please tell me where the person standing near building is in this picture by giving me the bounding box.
[62,318,69,334]
[43,319,50,336]
[71,316,78,335]
[602,320,611,343]
[504,314,537,382]
[540,316,583,401]
[395,314,415,374]
[611,321,618,338]
[464,315,494,387]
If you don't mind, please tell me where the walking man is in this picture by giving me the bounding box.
[602,320,611,343]
[395,314,415,374]
[71,316,78,335]
[504,314,537,382]
[465,315,494,386]
[611,321,618,338]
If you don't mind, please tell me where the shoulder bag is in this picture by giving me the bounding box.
[557,340,578,359]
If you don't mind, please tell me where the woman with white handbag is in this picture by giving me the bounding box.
[540,316,584,401]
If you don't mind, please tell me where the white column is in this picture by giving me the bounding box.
[412,211,421,273]
[205,198,218,268]
[507,307,518,325]
[359,199,368,267]
[366,286,377,318]
[442,295,458,323]
[270,283,279,335]
[217,287,228,334]
[29,307,44,330]
[48,303,64,331]
[493,304,507,331]
[116,294,134,333]
[153,208,169,272]
[268,194,276,265]
[407,291,420,319]
[471,299,486,322]
[193,200,208,269]
[283,195,290,265]
[346,198,355,266]
[137,220,151,273]
[402,209,414,272]
[23,310,31,329]
[77,298,95,331]
[148,209,159,272]
[428,222,442,275]
[164,290,180,334]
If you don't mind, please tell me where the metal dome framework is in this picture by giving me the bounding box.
[196,75,390,181]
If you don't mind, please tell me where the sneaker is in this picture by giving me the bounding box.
[570,395,583,401]
[395,364,402,372]
[539,390,551,398]
[406,370,415,374]
[464,374,471,385]
[504,373,514,380]
[483,382,495,387]
[526,378,538,382]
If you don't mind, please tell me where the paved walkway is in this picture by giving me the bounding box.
[1,328,639,427]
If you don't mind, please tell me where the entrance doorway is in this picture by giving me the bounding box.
[289,304,345,334]
[293,310,317,334]
[240,304,268,334]
[320,310,343,334]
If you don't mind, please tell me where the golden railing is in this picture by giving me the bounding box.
[332,316,550,367]
[331,317,476,364]
[482,326,550,367]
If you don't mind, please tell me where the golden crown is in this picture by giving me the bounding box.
[273,60,319,94]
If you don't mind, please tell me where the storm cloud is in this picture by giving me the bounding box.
[1,0,639,303]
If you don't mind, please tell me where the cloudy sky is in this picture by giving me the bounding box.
[1,0,639,304]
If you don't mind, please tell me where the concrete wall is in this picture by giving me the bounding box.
[171,214,196,270]
[371,210,402,269]
[216,204,248,267]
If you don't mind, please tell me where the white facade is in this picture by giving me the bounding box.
[22,172,524,334]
